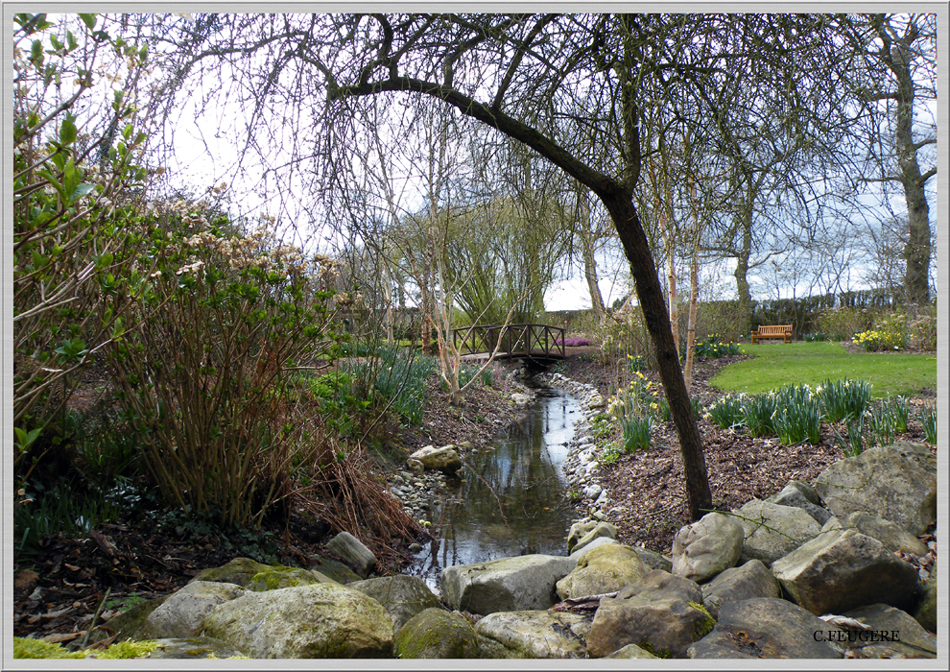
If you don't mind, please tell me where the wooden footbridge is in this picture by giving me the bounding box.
[451,323,566,363]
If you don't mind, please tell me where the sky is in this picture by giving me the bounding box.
[96,9,942,312]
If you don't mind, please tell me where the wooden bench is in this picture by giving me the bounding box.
[751,324,793,344]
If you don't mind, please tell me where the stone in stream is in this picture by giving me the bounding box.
[326,531,377,579]
[439,555,576,616]
[474,610,593,658]
[394,608,479,659]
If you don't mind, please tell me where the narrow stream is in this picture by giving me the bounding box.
[409,386,582,591]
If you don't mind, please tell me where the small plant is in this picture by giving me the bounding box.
[599,445,622,466]
[864,402,898,447]
[771,384,822,446]
[741,392,778,438]
[832,415,865,457]
[690,333,742,360]
[657,398,672,422]
[704,394,746,431]
[816,378,872,424]
[607,372,658,453]
[626,354,646,372]
[802,332,828,342]
[919,405,937,444]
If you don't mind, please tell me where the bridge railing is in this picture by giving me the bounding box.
[452,323,566,359]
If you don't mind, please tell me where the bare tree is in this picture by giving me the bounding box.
[156,12,875,521]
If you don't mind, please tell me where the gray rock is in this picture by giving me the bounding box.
[701,559,780,620]
[309,554,363,584]
[814,443,936,535]
[568,536,618,562]
[440,554,576,615]
[734,499,821,565]
[146,581,244,639]
[475,610,592,658]
[586,570,709,658]
[632,546,673,573]
[348,575,442,632]
[407,445,462,473]
[769,484,833,525]
[201,583,393,658]
[147,637,249,659]
[326,531,376,579]
[393,608,479,659]
[688,597,844,659]
[771,528,920,615]
[671,512,744,583]
[604,643,659,658]
[556,544,647,600]
[568,521,617,554]
[842,603,937,659]
[841,511,930,556]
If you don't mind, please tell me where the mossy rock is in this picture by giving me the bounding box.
[13,637,161,659]
[191,557,274,586]
[99,594,171,641]
[310,554,363,584]
[689,601,716,640]
[246,566,338,591]
[394,608,479,659]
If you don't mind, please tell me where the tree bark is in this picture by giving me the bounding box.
[601,191,712,520]
[890,28,932,306]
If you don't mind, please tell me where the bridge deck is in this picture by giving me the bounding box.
[452,323,566,361]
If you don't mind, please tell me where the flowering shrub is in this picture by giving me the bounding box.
[555,337,593,347]
[107,211,348,528]
[689,333,742,360]
[852,328,904,351]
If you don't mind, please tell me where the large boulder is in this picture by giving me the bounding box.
[700,560,780,620]
[201,583,393,658]
[556,544,647,600]
[145,581,244,639]
[326,531,376,579]
[734,499,821,565]
[440,554,576,615]
[771,528,920,615]
[586,570,711,658]
[814,442,936,536]
[475,610,592,658]
[393,608,479,659]
[408,445,462,474]
[348,575,442,632]
[841,511,929,556]
[688,598,844,659]
[841,603,937,659]
[671,512,744,583]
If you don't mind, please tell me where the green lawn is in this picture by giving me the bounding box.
[710,341,937,398]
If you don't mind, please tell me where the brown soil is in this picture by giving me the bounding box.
[12,347,936,647]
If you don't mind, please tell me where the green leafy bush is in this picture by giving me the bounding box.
[106,219,347,528]
[12,13,154,483]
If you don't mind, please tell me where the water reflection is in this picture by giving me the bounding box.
[411,387,580,589]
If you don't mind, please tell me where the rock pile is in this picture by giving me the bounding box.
[95,373,937,660]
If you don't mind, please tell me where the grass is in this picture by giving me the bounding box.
[710,342,936,398]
